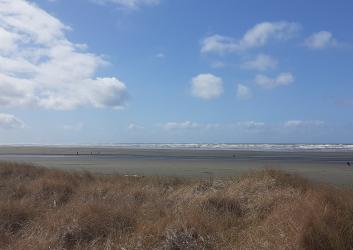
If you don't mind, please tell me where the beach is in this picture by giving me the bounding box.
[1,145,353,186]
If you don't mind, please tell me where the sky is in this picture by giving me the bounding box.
[0,0,353,144]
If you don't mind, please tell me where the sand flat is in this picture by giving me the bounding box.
[1,146,353,186]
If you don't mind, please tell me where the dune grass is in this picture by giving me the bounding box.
[0,161,353,249]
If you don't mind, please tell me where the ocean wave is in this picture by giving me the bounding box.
[105,143,353,152]
[2,143,353,152]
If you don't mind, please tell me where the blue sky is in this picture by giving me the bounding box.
[0,0,353,144]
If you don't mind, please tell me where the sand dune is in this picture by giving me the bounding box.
[1,161,353,249]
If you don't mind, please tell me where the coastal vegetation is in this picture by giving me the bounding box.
[0,161,353,249]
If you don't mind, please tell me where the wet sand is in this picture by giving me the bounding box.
[1,146,353,186]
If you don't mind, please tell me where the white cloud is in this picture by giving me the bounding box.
[284,120,324,128]
[255,72,294,89]
[201,35,240,55]
[0,0,128,110]
[304,31,337,49]
[191,74,223,100]
[0,113,25,129]
[242,54,277,71]
[128,123,144,130]
[162,121,199,130]
[236,84,252,100]
[234,121,266,132]
[92,0,159,9]
[161,121,219,130]
[0,27,19,53]
[201,21,300,54]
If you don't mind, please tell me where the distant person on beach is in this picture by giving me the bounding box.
[347,162,351,166]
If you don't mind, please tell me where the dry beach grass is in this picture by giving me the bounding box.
[0,161,353,249]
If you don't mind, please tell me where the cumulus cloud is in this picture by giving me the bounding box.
[0,113,25,129]
[0,0,128,110]
[201,35,239,55]
[242,54,277,71]
[284,120,324,128]
[201,21,300,54]
[191,74,223,100]
[92,0,159,9]
[255,72,294,89]
[236,84,252,100]
[304,31,337,49]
